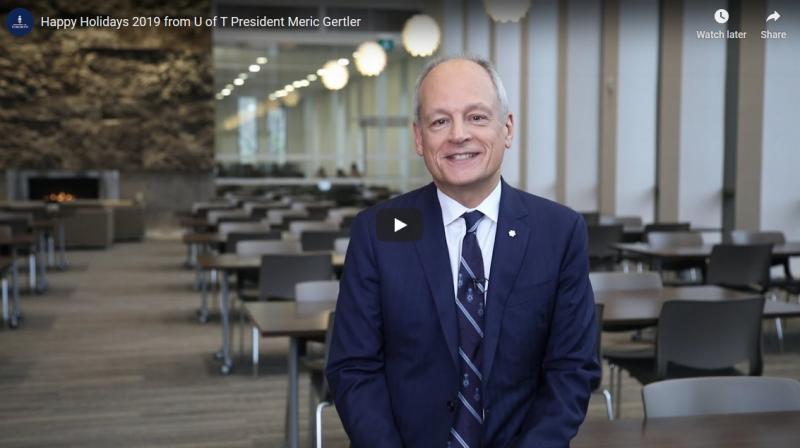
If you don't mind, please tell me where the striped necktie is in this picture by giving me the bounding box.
[449,210,485,448]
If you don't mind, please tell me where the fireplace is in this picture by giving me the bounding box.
[28,177,100,202]
[4,170,120,201]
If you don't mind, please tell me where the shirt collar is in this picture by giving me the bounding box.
[436,180,502,227]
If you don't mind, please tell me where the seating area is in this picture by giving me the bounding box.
[2,1,799,447]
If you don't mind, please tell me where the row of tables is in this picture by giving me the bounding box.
[180,224,800,448]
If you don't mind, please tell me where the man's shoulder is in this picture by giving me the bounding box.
[505,184,581,228]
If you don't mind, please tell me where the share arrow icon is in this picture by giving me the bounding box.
[766,11,781,23]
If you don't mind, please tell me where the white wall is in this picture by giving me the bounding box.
[564,0,601,211]
[615,0,658,222]
[465,0,490,58]
[494,22,522,187]
[525,0,559,200]
[678,0,727,227]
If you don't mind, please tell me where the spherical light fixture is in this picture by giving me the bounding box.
[307,74,318,81]
[249,64,261,73]
[482,0,531,23]
[282,90,300,107]
[256,56,268,64]
[402,14,441,57]
[321,60,349,90]
[354,41,387,76]
[233,78,244,86]
[221,89,231,96]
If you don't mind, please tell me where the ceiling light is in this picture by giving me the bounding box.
[321,59,349,90]
[238,73,248,80]
[282,90,300,107]
[233,78,244,86]
[285,85,295,92]
[275,90,288,97]
[338,58,349,66]
[316,68,325,76]
[215,93,223,100]
[402,14,441,57]
[292,80,303,88]
[307,74,317,81]
[483,0,531,23]
[221,89,231,96]
[249,64,260,72]
[256,57,268,64]
[354,41,387,76]
[298,80,310,87]
[225,84,234,90]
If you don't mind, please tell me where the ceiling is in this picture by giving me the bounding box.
[213,0,432,99]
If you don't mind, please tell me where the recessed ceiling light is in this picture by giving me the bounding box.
[285,85,295,92]
[215,93,224,100]
[307,74,317,81]
[256,57,268,64]
[316,68,325,76]
[249,64,261,72]
[233,78,244,86]
[225,84,234,90]
[292,81,303,88]
[238,73,248,80]
[338,58,349,66]
[298,80,310,87]
[221,89,231,96]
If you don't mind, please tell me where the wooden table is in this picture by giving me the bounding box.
[195,253,345,375]
[246,301,334,448]
[595,286,800,328]
[614,242,800,264]
[573,411,800,447]
[242,287,800,448]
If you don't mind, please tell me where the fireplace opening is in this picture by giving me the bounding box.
[28,177,101,202]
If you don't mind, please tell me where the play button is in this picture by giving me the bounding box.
[377,208,423,242]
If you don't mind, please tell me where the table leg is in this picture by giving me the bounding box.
[285,336,300,448]
[219,271,232,375]
[28,252,36,293]
[1,277,8,324]
[252,326,259,377]
[47,234,55,267]
[37,238,47,293]
[197,268,209,323]
[58,222,67,270]
[10,250,20,329]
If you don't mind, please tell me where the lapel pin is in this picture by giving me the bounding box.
[508,230,516,238]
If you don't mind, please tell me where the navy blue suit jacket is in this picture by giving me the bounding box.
[326,180,600,447]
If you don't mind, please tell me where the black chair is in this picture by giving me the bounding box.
[706,244,772,293]
[259,253,334,301]
[730,231,799,296]
[301,230,350,252]
[603,297,764,418]
[646,231,705,285]
[587,224,624,271]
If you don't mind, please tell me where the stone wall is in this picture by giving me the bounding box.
[0,0,214,171]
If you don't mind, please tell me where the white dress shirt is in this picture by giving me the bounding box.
[437,181,501,302]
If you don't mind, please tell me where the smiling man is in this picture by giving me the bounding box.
[327,56,599,448]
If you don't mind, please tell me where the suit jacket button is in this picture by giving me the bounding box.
[447,400,455,412]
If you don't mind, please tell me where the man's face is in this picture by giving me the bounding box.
[413,60,513,195]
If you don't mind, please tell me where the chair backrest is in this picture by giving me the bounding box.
[226,231,282,253]
[295,280,340,303]
[218,222,271,238]
[599,215,643,227]
[730,230,786,245]
[300,230,349,252]
[587,224,624,258]
[643,377,800,418]
[590,272,663,291]
[0,213,31,235]
[289,221,340,237]
[259,253,333,300]
[644,222,691,234]
[706,244,773,291]
[333,237,350,255]
[207,209,249,225]
[236,240,301,257]
[655,298,764,379]
[266,209,308,226]
[646,231,703,249]
[0,225,11,239]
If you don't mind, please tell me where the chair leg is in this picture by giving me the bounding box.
[316,401,330,448]
[1,278,8,324]
[252,326,259,376]
[775,318,785,352]
[612,364,623,419]
[602,388,614,420]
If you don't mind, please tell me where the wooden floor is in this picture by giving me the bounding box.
[0,239,798,447]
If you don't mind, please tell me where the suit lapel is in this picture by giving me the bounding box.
[414,183,459,367]
[483,180,530,380]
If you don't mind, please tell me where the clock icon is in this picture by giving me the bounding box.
[714,9,729,24]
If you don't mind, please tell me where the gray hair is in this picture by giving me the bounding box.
[412,55,510,125]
